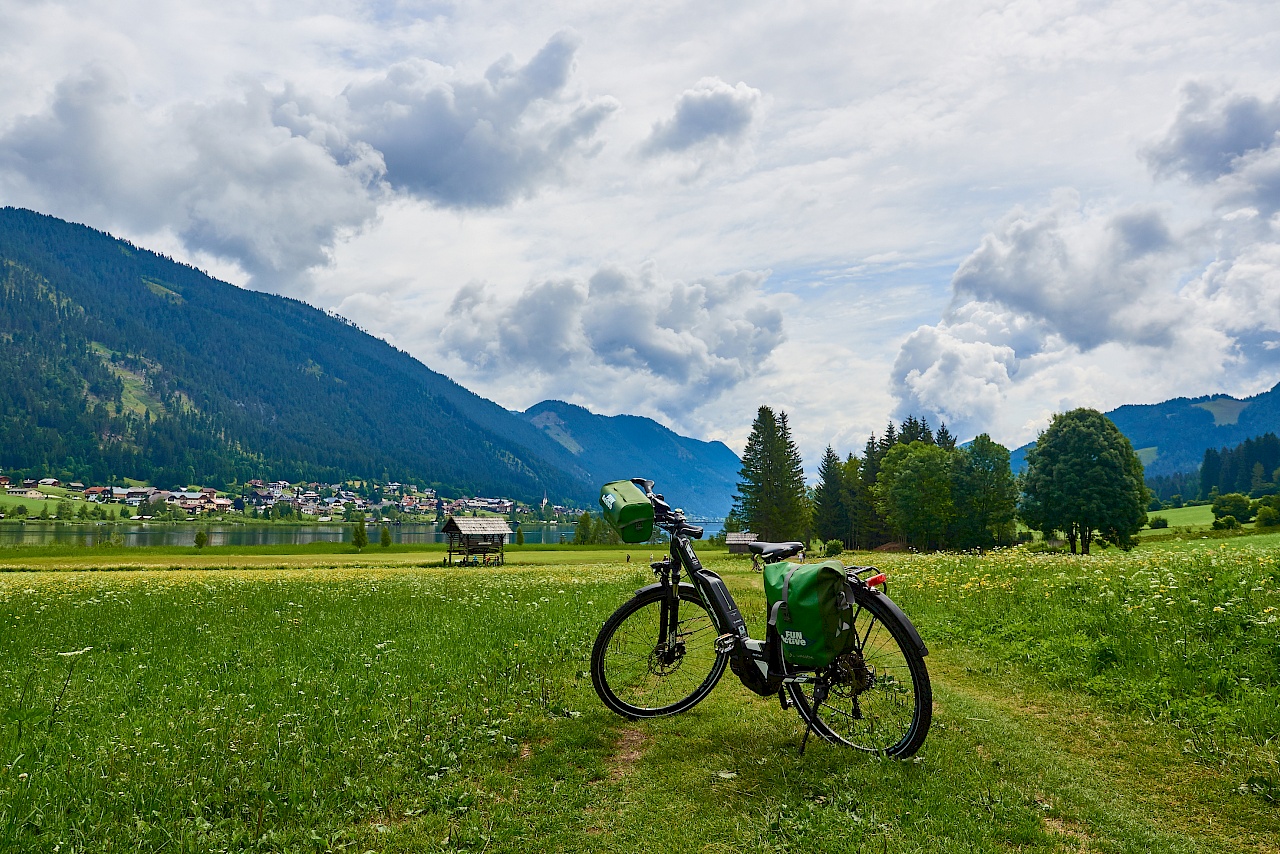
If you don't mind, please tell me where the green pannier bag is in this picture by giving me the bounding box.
[764,560,856,668]
[599,480,654,543]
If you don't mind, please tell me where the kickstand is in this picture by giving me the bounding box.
[799,718,814,755]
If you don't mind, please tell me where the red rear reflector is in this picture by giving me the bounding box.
[866,573,887,588]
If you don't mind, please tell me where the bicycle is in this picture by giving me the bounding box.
[590,478,931,757]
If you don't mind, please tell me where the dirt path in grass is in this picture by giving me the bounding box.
[547,647,1280,853]
[927,649,1280,853]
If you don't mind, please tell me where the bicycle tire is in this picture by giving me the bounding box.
[786,588,931,757]
[591,584,728,719]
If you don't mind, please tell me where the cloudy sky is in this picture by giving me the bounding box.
[4,1,1280,469]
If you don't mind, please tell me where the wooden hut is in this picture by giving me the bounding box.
[442,516,513,566]
[726,532,758,554]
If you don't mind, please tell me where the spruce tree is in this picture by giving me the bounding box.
[352,517,368,551]
[813,446,849,544]
[736,406,809,541]
[935,422,957,451]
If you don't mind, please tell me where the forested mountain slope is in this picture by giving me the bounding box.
[1011,384,1280,477]
[0,208,740,511]
[523,400,742,518]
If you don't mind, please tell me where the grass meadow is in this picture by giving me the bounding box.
[1143,504,1216,532]
[1,541,1278,852]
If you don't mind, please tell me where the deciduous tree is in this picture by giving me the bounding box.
[950,434,1017,549]
[873,441,954,550]
[1019,409,1148,554]
[574,510,592,545]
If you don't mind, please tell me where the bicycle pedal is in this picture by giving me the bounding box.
[714,633,737,654]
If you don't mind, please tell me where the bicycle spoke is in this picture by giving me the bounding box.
[593,591,725,715]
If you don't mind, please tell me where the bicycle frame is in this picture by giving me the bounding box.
[642,520,928,700]
[636,523,790,697]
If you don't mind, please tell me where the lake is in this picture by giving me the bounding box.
[0,518,725,548]
[0,522,576,548]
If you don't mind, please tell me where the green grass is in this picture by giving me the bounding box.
[1,543,1277,851]
[0,494,62,518]
[1145,504,1215,529]
[0,541,704,570]
[1192,398,1250,426]
[875,539,1280,758]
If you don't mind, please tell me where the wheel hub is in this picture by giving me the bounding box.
[830,651,873,697]
[648,641,686,675]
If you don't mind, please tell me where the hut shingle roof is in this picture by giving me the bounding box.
[441,516,513,536]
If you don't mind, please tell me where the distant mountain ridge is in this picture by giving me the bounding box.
[1011,383,1280,476]
[523,400,741,518]
[0,208,739,514]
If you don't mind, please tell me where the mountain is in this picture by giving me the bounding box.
[0,208,739,513]
[1010,384,1280,477]
[523,400,741,518]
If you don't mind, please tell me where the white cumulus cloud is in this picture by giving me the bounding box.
[0,64,383,288]
[891,187,1276,444]
[0,32,615,290]
[641,78,762,156]
[343,30,618,207]
[437,264,785,421]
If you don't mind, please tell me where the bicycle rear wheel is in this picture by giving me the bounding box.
[591,585,727,719]
[786,589,930,757]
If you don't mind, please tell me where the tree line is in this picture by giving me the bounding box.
[731,406,1148,555]
[1199,432,1280,499]
[1144,432,1280,505]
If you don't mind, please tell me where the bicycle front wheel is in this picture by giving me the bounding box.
[591,585,727,719]
[786,589,931,757]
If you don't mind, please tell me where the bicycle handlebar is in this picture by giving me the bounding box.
[630,476,702,538]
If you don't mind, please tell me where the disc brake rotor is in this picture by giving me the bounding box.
[647,641,686,675]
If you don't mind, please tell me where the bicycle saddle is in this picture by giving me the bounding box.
[747,541,805,562]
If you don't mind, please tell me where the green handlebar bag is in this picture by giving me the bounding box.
[764,560,856,668]
[598,480,654,543]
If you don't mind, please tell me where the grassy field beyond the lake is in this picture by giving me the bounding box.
[1144,503,1216,530]
[2,541,1278,852]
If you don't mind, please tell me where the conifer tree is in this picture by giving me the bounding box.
[813,446,849,543]
[935,422,957,451]
[352,517,368,551]
[735,406,810,541]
